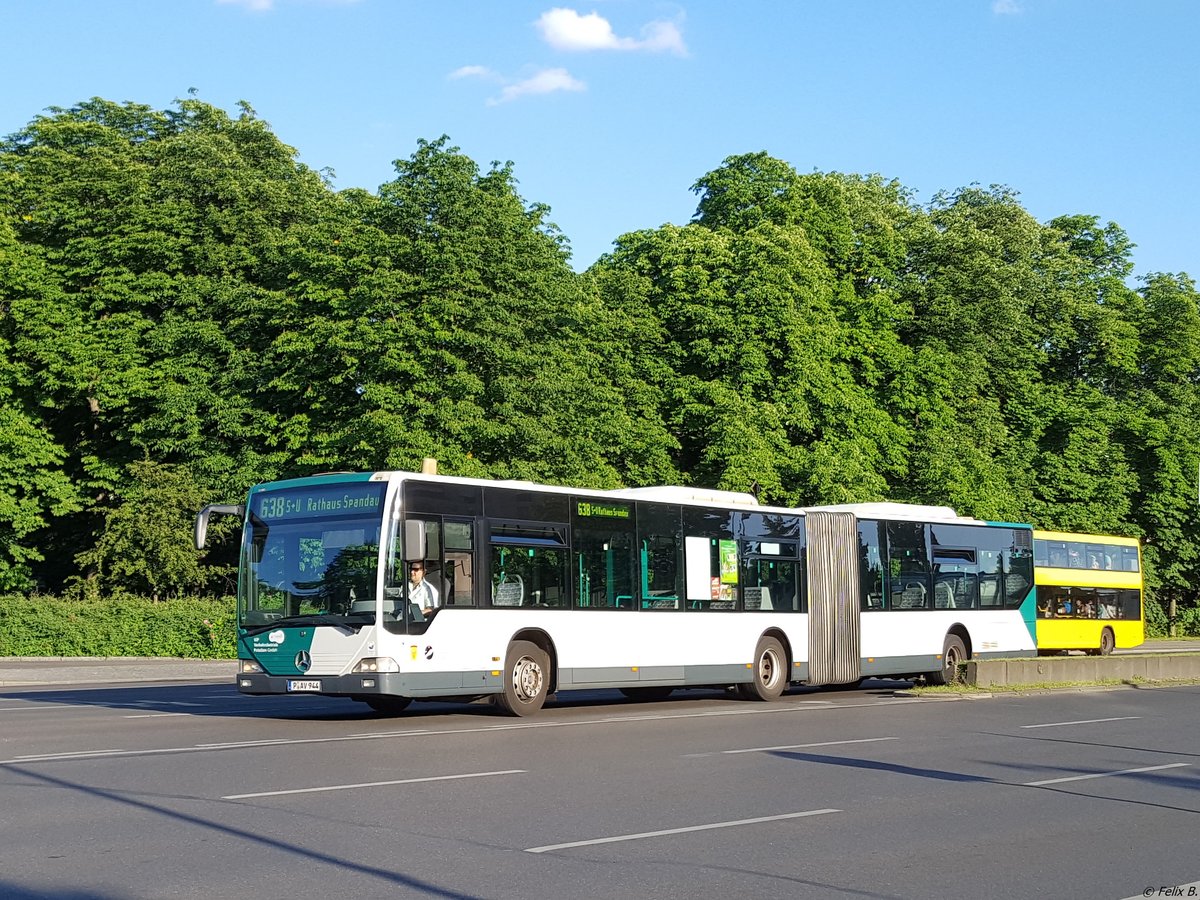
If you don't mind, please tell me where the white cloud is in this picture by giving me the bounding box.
[536,8,686,55]
[449,65,498,81]
[487,68,586,105]
[637,20,687,55]
[992,0,1022,13]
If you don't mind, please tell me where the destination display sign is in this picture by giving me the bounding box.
[576,500,631,519]
[252,482,386,523]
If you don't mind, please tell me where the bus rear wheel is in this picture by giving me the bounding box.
[494,640,550,717]
[737,636,787,701]
[1092,627,1116,657]
[926,634,967,686]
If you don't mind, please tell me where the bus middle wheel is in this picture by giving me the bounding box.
[738,636,787,701]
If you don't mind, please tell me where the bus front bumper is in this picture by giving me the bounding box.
[236,671,501,698]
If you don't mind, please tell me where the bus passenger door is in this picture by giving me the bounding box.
[805,511,862,685]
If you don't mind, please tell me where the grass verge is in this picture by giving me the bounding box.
[907,674,1200,695]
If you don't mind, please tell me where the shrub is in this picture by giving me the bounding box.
[1176,605,1200,638]
[1144,595,1169,638]
[0,594,236,658]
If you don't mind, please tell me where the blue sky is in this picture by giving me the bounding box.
[3,0,1197,279]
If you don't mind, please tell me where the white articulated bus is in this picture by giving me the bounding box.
[195,472,1037,716]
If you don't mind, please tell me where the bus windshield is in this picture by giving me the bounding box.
[239,481,387,631]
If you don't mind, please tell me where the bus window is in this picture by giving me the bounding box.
[887,522,930,610]
[742,557,801,611]
[443,520,474,607]
[1117,588,1142,619]
[1067,543,1086,568]
[572,499,636,609]
[1036,587,1053,618]
[1044,541,1068,568]
[979,549,1003,607]
[682,536,739,609]
[858,521,886,611]
[681,507,737,610]
[932,546,978,610]
[637,503,682,610]
[490,524,568,608]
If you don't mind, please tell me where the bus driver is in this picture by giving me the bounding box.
[408,561,440,616]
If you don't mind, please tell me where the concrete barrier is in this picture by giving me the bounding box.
[966,654,1200,688]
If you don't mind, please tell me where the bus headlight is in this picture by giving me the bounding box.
[239,660,263,674]
[352,657,400,673]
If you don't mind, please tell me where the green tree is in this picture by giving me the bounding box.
[596,155,921,505]
[262,137,677,487]
[73,460,222,600]
[0,98,336,590]
[1023,215,1141,533]
[0,217,81,589]
[1125,273,1200,626]
[899,186,1048,519]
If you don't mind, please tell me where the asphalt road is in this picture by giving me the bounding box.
[1,676,1197,900]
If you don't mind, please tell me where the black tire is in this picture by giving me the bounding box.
[494,640,551,717]
[738,636,788,701]
[619,686,674,702]
[363,696,412,715]
[1099,627,1116,656]
[926,634,967,685]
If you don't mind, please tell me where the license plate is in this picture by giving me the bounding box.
[287,680,322,692]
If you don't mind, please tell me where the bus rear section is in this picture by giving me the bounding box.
[1032,530,1144,655]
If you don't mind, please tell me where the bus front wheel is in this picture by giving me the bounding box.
[738,636,787,701]
[495,640,550,717]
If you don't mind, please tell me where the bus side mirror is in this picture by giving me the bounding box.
[195,504,245,551]
[404,519,427,561]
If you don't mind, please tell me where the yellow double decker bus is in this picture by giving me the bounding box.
[1032,530,1144,655]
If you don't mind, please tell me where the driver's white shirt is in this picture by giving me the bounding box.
[410,579,439,608]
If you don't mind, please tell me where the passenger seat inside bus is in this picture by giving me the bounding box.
[743,586,773,611]
[493,574,524,606]
[934,581,956,609]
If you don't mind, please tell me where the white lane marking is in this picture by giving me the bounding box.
[1024,762,1190,787]
[525,808,842,854]
[223,768,526,799]
[0,697,919,765]
[145,701,206,707]
[123,713,189,719]
[13,749,126,761]
[1020,716,1141,729]
[720,737,899,755]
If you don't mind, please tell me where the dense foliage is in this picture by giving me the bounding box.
[0,593,236,657]
[1,98,1196,631]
